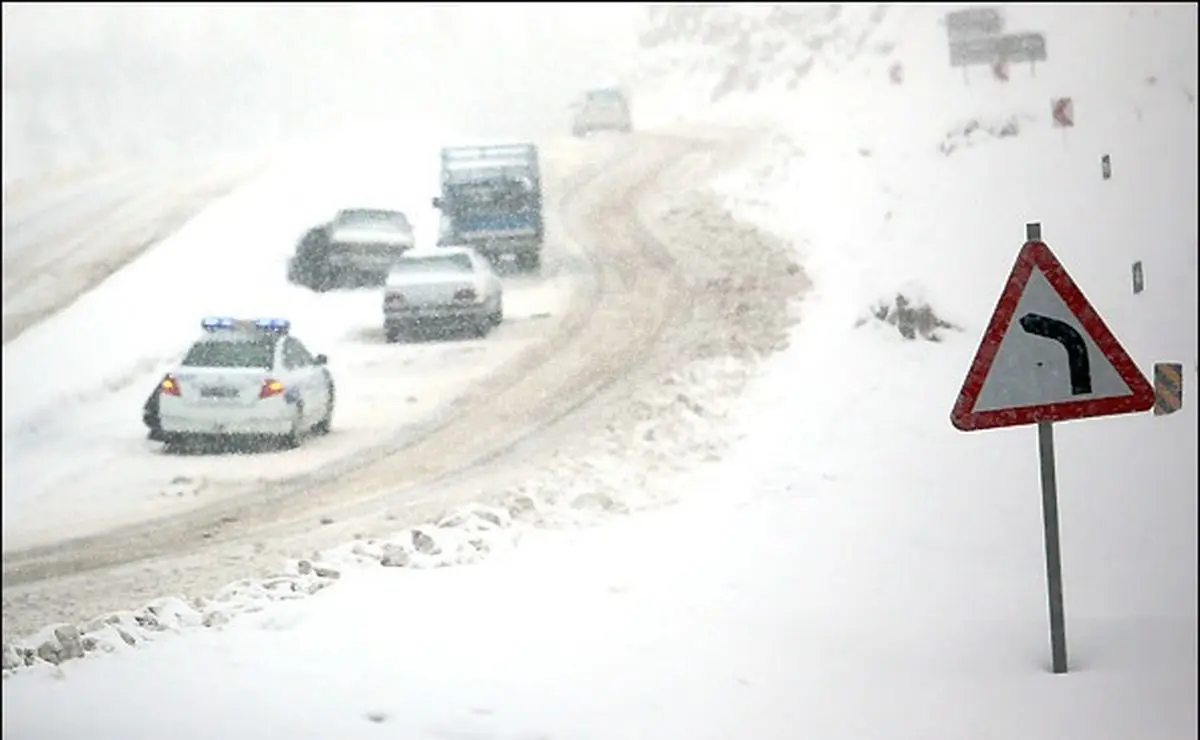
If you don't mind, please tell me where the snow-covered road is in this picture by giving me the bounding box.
[1,132,587,552]
[2,127,804,638]
[0,130,589,551]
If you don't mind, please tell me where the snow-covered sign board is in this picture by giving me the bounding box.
[1052,98,1075,127]
[995,32,1047,64]
[945,7,1004,39]
[951,238,1154,431]
[949,36,998,67]
[950,32,1047,67]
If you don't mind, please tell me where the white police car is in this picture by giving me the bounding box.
[155,317,335,448]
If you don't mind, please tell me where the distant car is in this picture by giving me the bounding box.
[382,247,503,342]
[288,208,415,291]
[153,317,335,449]
[572,88,633,137]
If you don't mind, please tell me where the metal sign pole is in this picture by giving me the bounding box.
[1037,419,1069,673]
[1026,221,1069,675]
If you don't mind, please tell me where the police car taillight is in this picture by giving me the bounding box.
[160,375,182,396]
[259,379,286,399]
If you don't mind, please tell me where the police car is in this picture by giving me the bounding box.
[151,317,335,448]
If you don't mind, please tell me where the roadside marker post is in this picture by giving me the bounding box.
[950,222,1155,674]
[1153,362,1184,416]
[1052,98,1074,147]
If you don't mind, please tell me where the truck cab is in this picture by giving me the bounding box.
[431,144,544,273]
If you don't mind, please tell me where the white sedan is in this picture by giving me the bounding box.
[382,246,504,342]
[156,317,335,448]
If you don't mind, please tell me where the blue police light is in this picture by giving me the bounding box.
[201,317,237,331]
[254,318,291,333]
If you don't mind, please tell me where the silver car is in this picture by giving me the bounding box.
[326,208,416,282]
[571,88,633,137]
[382,247,503,342]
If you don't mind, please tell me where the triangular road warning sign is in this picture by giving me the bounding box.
[951,240,1154,431]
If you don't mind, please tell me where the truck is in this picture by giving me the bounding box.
[431,143,544,273]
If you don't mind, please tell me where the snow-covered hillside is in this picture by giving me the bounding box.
[3,5,1196,740]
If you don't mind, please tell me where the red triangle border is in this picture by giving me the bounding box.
[951,240,1154,431]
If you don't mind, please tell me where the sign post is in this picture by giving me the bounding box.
[1024,222,1068,675]
[950,222,1156,674]
[1036,412,1067,672]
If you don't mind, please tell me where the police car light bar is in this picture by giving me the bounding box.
[254,318,291,333]
[201,317,291,333]
[201,317,238,331]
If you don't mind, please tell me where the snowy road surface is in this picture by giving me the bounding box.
[0,133,585,552]
[1,274,576,552]
[1,128,806,638]
[0,134,590,553]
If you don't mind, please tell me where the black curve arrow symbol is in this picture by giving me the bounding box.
[1019,312,1093,395]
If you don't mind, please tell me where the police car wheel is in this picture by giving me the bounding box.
[280,406,304,449]
[163,433,191,452]
[314,384,335,435]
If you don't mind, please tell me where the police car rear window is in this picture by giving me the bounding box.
[587,89,624,102]
[182,338,275,369]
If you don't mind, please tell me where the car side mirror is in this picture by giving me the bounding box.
[431,197,442,210]
[314,354,328,366]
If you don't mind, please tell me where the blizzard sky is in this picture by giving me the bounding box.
[1,3,644,183]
